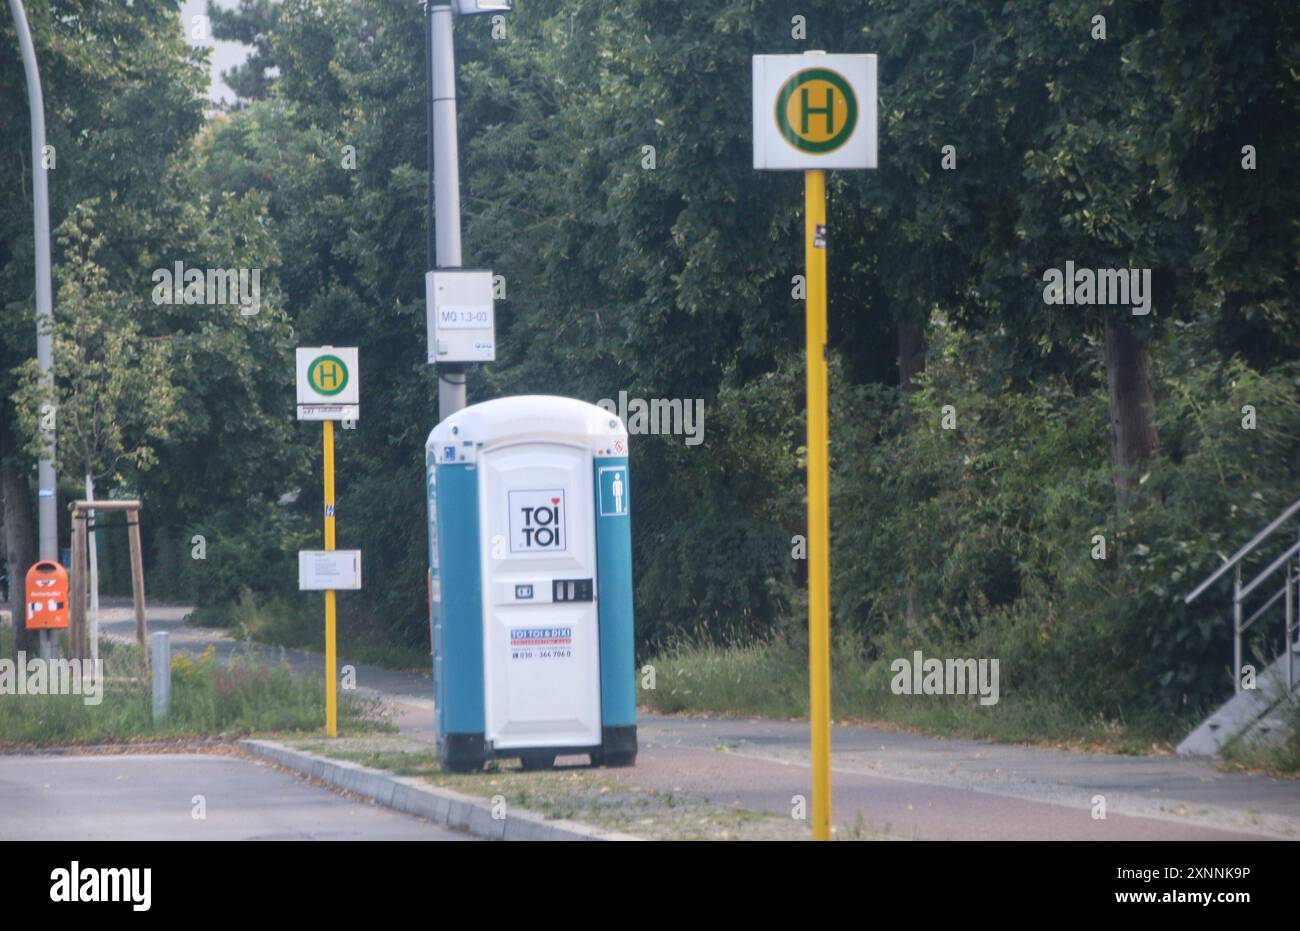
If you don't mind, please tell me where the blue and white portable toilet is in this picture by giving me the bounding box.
[425,396,637,772]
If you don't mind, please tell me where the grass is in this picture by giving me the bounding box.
[190,592,431,671]
[641,633,1190,754]
[1218,692,1300,777]
[0,625,390,747]
[283,734,828,840]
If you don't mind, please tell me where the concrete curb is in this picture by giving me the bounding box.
[240,739,642,842]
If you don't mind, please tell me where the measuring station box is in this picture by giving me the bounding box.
[426,270,496,364]
[425,396,637,772]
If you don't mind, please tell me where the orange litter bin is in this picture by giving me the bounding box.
[25,560,69,630]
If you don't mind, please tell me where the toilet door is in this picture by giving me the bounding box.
[478,441,602,749]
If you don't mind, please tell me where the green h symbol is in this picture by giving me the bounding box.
[800,86,835,134]
[319,364,340,389]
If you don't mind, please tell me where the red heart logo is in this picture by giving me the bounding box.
[550,497,560,505]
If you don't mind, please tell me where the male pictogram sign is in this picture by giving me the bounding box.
[25,560,69,630]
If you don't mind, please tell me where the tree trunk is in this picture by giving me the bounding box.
[86,474,101,662]
[898,316,926,620]
[1103,309,1161,511]
[1,462,39,657]
[898,316,927,395]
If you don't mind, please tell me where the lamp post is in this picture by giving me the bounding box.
[424,0,513,422]
[9,0,58,660]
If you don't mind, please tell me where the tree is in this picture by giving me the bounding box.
[208,0,282,104]
[12,207,181,649]
[1130,0,1300,367]
[14,206,181,490]
[1,0,206,652]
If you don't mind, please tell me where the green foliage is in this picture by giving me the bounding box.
[207,0,281,103]
[1219,696,1300,776]
[643,633,1184,749]
[166,643,372,733]
[1,0,207,498]
[12,204,181,484]
[831,322,1300,715]
[633,355,806,649]
[3,0,1298,741]
[0,628,385,744]
[161,504,311,609]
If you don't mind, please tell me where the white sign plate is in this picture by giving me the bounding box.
[752,54,877,171]
[298,550,362,591]
[427,270,496,363]
[298,404,359,422]
[297,347,359,420]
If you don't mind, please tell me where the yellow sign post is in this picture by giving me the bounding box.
[804,167,832,840]
[754,53,876,840]
[296,347,361,738]
[323,418,338,737]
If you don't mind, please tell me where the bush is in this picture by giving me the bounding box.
[153,503,312,610]
[829,321,1300,720]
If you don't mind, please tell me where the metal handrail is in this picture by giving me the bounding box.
[1182,497,1300,695]
[1185,497,1300,604]
[1239,540,1300,601]
[1242,585,1286,632]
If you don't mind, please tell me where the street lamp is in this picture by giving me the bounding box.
[9,0,58,660]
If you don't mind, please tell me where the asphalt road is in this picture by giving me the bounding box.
[0,752,473,841]
[100,604,1300,840]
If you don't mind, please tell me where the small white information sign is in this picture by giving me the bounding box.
[427,270,496,363]
[298,550,363,591]
[297,403,359,422]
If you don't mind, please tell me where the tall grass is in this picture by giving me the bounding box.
[1219,690,1300,776]
[642,633,1188,751]
[192,589,431,671]
[0,625,387,745]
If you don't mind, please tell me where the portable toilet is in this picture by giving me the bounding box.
[425,395,637,772]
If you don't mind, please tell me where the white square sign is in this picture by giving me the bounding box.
[427,270,496,364]
[508,488,567,553]
[298,550,362,591]
[753,54,877,171]
[296,347,359,421]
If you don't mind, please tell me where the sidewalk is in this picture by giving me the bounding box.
[102,604,1300,840]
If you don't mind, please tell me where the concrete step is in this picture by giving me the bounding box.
[1178,650,1298,756]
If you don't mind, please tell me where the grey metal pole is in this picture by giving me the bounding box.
[428,1,467,421]
[9,0,57,558]
[10,0,58,660]
[150,631,171,721]
[1285,563,1293,693]
[1233,564,1242,694]
[1293,524,1300,693]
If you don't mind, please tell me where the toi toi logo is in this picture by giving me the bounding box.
[509,489,566,552]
